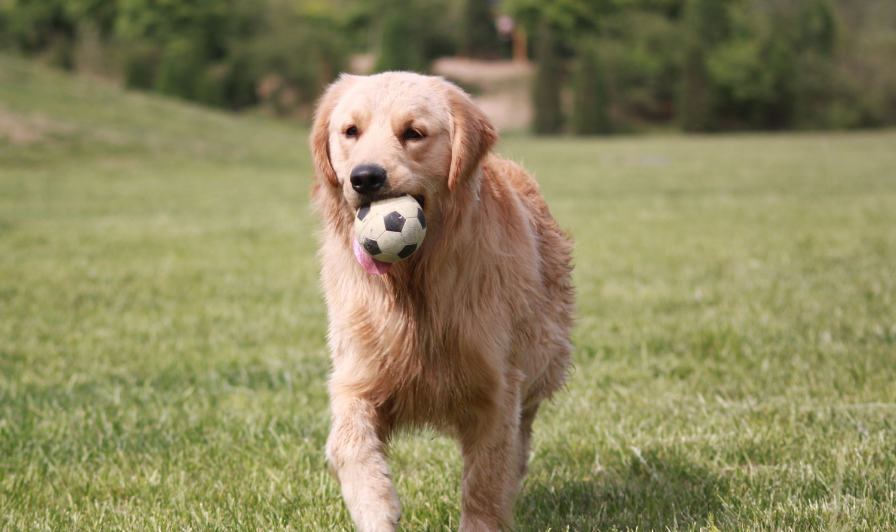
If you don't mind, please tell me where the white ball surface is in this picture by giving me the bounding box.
[354,196,427,263]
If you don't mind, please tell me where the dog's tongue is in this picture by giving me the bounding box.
[353,237,393,275]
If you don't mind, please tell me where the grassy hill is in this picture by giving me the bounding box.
[2,55,895,531]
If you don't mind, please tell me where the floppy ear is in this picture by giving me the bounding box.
[310,75,355,187]
[445,81,498,192]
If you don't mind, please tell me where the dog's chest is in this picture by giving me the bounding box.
[374,299,504,424]
[333,265,515,423]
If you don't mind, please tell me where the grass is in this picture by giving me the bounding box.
[1,55,895,531]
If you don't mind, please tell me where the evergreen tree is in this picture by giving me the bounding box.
[796,0,837,56]
[374,13,423,73]
[572,41,611,135]
[790,0,840,128]
[532,20,563,135]
[460,0,498,59]
[679,46,713,131]
[677,0,732,131]
[154,40,204,100]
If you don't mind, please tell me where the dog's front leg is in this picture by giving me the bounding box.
[458,372,524,532]
[326,395,400,532]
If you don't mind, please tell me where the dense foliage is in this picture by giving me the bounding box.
[532,19,564,135]
[460,0,500,59]
[572,38,611,135]
[509,0,896,133]
[1,0,894,131]
[0,0,354,117]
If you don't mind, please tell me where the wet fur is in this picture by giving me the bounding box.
[310,72,574,532]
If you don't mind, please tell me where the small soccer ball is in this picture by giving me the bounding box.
[354,196,427,263]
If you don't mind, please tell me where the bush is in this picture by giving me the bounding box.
[116,0,349,115]
[122,43,158,91]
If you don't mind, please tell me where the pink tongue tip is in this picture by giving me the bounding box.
[353,238,394,275]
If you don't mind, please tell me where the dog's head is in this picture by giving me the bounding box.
[310,72,497,215]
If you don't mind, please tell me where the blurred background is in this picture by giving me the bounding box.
[2,0,895,134]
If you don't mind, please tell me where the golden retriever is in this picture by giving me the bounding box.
[310,72,574,532]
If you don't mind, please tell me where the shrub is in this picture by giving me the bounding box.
[122,43,158,91]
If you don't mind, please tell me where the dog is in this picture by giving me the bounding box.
[310,72,574,532]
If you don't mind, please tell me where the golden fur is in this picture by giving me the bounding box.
[310,72,574,532]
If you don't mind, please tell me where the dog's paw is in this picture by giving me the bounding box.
[352,491,401,532]
[459,513,509,532]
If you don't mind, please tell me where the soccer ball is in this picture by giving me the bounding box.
[354,195,427,263]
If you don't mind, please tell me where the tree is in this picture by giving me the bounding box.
[374,13,424,72]
[460,0,498,59]
[532,19,564,134]
[794,0,837,56]
[596,10,681,129]
[572,40,611,135]
[789,0,844,128]
[677,0,733,131]
[504,0,604,35]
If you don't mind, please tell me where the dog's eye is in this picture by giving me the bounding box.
[402,128,424,141]
[345,126,359,138]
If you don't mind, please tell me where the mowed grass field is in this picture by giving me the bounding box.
[1,55,895,531]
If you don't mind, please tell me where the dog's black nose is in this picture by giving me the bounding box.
[350,165,387,195]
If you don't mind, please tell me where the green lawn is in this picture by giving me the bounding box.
[1,56,895,531]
